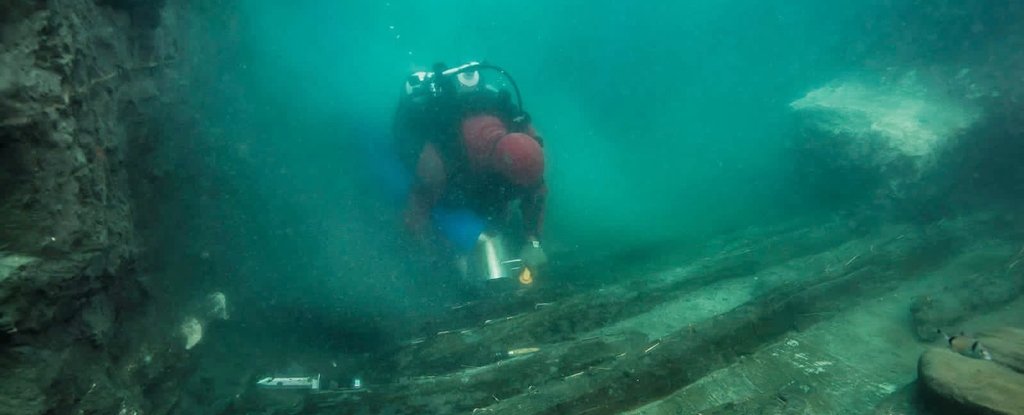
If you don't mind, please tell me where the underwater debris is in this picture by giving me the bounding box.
[180,317,202,350]
[206,292,228,320]
[256,374,321,390]
[484,313,526,325]
[506,347,540,357]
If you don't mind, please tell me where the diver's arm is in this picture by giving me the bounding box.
[403,143,446,236]
[521,181,547,242]
[519,181,549,268]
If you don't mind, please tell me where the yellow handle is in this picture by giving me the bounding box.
[518,267,534,285]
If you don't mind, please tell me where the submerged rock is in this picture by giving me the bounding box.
[909,245,1024,341]
[0,0,188,412]
[978,327,1024,374]
[791,71,979,170]
[790,71,981,202]
[918,348,1024,414]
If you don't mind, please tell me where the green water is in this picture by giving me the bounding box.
[163,1,860,310]
[138,1,1023,410]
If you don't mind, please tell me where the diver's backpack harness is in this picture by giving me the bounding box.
[401,62,535,137]
[394,62,540,175]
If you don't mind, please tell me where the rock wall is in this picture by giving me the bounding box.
[0,1,184,413]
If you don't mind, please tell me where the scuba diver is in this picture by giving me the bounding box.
[393,61,548,287]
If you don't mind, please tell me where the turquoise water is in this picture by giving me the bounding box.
[162,0,884,311]
[137,1,1024,412]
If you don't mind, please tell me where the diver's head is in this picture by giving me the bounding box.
[461,115,544,187]
[493,133,544,187]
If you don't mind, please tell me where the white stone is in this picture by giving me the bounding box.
[181,317,203,350]
[207,292,228,320]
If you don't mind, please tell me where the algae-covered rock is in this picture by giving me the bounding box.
[791,72,979,176]
[908,246,1024,341]
[918,348,1024,414]
[790,71,982,203]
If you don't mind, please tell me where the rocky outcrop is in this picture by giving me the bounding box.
[785,68,1004,218]
[789,71,981,201]
[919,346,1024,414]
[0,1,181,413]
[791,72,980,173]
[909,245,1024,341]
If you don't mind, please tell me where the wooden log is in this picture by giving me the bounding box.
[478,227,954,414]
[304,334,647,414]
[306,223,964,414]
[390,222,860,376]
